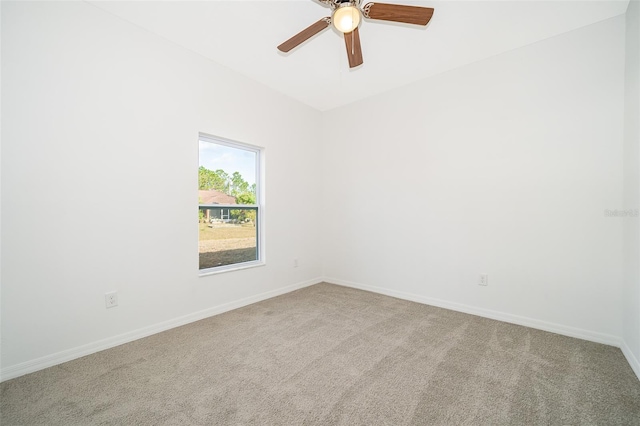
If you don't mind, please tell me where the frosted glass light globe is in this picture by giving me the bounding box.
[333,5,361,33]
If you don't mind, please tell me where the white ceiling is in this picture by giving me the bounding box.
[89,0,629,111]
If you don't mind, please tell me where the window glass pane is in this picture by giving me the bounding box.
[198,137,259,272]
[198,207,258,269]
[198,141,256,199]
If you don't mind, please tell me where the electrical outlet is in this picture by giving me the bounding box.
[479,274,488,286]
[105,291,118,308]
[293,258,299,268]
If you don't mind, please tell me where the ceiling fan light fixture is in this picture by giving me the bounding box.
[332,4,361,33]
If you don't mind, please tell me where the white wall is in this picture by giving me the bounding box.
[322,16,627,343]
[1,1,323,378]
[623,0,640,376]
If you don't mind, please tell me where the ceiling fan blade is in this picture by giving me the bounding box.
[344,27,363,68]
[362,3,434,26]
[277,18,331,52]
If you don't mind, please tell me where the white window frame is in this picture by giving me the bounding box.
[198,133,264,276]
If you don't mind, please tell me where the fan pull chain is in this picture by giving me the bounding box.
[351,8,355,55]
[351,30,354,55]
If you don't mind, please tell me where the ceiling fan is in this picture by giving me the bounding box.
[277,0,434,68]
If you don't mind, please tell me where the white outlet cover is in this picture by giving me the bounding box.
[105,292,118,308]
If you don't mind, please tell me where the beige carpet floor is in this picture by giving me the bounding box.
[1,283,639,425]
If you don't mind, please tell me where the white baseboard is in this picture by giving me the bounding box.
[0,277,323,382]
[324,277,622,347]
[620,340,640,380]
[5,277,637,383]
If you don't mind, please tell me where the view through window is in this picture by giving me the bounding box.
[198,134,261,272]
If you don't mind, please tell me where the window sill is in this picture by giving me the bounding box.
[198,260,265,277]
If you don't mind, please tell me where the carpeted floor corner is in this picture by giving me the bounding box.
[1,283,639,425]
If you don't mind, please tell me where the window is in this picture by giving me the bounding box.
[198,134,262,274]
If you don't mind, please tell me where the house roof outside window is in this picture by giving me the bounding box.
[198,190,236,205]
